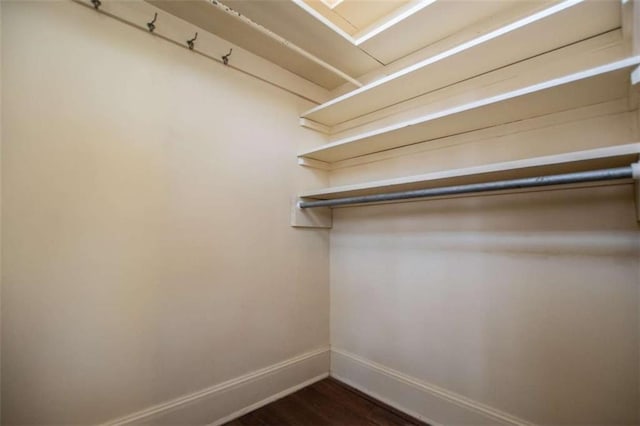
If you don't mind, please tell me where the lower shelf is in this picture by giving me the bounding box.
[299,144,640,201]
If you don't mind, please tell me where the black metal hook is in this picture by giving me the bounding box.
[91,0,101,9]
[147,13,158,32]
[222,48,233,65]
[187,32,198,50]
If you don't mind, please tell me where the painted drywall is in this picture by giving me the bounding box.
[1,1,329,424]
[330,136,640,423]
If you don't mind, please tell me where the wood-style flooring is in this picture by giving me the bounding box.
[224,378,428,426]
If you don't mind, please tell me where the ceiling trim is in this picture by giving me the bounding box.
[353,0,438,45]
[291,0,438,46]
[320,0,344,9]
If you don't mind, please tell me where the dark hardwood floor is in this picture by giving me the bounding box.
[224,378,428,426]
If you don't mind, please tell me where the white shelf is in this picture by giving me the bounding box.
[301,0,621,127]
[298,57,640,164]
[300,144,640,200]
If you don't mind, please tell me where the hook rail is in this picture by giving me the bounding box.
[70,0,324,104]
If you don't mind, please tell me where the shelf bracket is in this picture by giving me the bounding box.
[299,118,331,134]
[298,157,331,171]
[290,197,332,228]
[622,0,640,54]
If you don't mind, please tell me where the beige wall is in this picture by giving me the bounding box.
[331,185,639,424]
[329,107,640,423]
[1,1,329,424]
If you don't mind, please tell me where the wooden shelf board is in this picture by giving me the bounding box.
[300,144,640,200]
[301,0,621,126]
[298,57,640,163]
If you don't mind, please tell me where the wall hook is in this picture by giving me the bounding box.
[147,13,158,32]
[187,32,198,50]
[91,0,101,9]
[222,48,233,65]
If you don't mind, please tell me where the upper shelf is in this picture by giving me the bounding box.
[300,0,621,127]
[300,143,640,200]
[299,57,640,164]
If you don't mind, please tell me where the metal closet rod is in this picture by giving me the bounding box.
[298,163,640,209]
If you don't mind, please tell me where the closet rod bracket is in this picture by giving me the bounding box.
[291,197,332,229]
[631,161,640,179]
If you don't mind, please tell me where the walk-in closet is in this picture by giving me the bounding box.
[1,0,639,424]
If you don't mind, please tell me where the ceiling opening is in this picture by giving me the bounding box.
[302,0,413,38]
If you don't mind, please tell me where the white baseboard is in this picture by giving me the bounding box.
[331,348,533,426]
[208,373,328,426]
[104,346,532,426]
[105,347,330,425]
